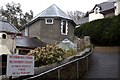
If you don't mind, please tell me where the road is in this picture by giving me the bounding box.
[84,51,119,79]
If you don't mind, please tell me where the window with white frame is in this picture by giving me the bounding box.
[61,20,68,35]
[25,27,28,36]
[95,7,100,14]
[45,18,54,24]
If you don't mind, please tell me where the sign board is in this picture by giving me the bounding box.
[6,54,34,76]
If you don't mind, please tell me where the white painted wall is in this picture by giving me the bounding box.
[0,33,16,54]
[89,12,104,22]
[89,6,104,22]
[115,0,120,15]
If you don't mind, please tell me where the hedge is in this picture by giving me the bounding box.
[75,14,120,46]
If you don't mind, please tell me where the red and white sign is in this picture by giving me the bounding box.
[6,54,34,76]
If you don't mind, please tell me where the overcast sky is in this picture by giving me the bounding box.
[0,0,108,16]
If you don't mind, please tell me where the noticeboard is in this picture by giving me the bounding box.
[6,54,34,76]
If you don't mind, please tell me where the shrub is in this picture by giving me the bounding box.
[64,48,77,58]
[29,45,66,66]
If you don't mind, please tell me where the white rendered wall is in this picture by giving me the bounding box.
[115,0,120,15]
[89,12,104,22]
[0,33,16,54]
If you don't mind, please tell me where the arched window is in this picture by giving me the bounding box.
[2,34,6,39]
[95,7,100,14]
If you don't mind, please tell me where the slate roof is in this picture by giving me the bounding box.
[99,2,115,12]
[16,37,46,49]
[76,17,89,25]
[0,20,20,34]
[90,1,115,13]
[32,4,71,20]
[107,0,116,2]
[21,4,76,30]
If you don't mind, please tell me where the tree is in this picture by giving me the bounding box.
[67,11,85,21]
[0,2,33,30]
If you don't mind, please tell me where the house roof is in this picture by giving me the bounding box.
[76,17,89,25]
[16,37,46,49]
[90,1,115,13]
[107,0,117,2]
[21,4,76,30]
[99,2,115,12]
[32,4,71,20]
[0,20,20,34]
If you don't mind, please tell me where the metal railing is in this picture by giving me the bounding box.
[23,48,93,80]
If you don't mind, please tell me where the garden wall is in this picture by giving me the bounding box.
[94,47,120,53]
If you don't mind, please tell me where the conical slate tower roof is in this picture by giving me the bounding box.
[22,4,76,30]
[32,4,72,20]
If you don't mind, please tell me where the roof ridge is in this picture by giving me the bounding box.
[53,4,60,16]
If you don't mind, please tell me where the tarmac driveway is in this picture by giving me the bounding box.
[84,51,119,79]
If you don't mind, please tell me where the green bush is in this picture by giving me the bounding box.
[64,48,77,58]
[29,45,81,67]
[75,14,120,46]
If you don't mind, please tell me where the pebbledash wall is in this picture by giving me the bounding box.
[22,18,75,45]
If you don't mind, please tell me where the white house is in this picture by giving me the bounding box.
[89,1,116,22]
[89,0,120,21]
[76,0,118,25]
[0,20,20,55]
[0,33,11,55]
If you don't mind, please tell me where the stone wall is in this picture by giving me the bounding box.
[94,47,120,53]
[74,36,91,51]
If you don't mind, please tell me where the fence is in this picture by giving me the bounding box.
[22,48,92,80]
